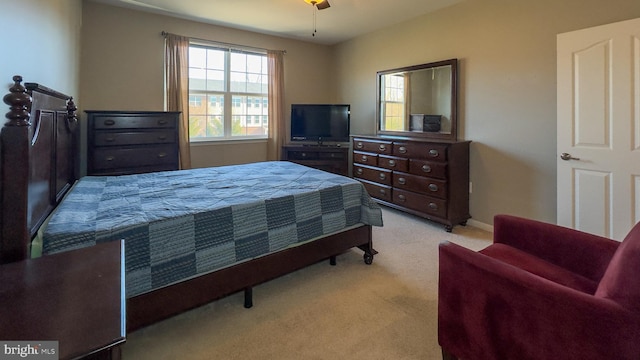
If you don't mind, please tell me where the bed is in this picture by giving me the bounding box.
[0,76,383,331]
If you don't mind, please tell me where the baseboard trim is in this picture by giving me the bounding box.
[467,219,494,233]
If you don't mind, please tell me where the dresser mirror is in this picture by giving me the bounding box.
[376,58,458,140]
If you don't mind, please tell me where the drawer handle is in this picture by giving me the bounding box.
[422,165,432,173]
[379,144,387,151]
[388,160,396,167]
[361,155,368,162]
[429,203,438,210]
[356,168,363,175]
[158,119,168,125]
[301,152,307,157]
[356,142,363,149]
[105,137,115,142]
[379,173,386,180]
[379,189,386,196]
[398,194,406,202]
[398,177,406,185]
[103,119,115,126]
[105,156,115,162]
[428,184,439,192]
[398,146,407,154]
[158,152,167,158]
[429,149,439,157]
[158,135,167,140]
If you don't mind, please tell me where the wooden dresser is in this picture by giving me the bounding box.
[352,135,470,231]
[282,145,349,176]
[87,111,180,175]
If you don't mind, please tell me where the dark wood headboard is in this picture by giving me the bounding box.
[1,76,78,264]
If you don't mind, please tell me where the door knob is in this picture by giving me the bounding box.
[560,152,580,161]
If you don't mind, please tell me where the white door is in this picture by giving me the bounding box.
[557,18,640,240]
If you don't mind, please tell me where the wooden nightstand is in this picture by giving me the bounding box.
[0,241,126,360]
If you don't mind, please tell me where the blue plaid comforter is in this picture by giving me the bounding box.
[43,161,383,297]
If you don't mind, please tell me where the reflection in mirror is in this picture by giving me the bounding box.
[377,59,457,140]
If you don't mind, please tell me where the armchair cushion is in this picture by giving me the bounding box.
[595,222,640,311]
[480,243,598,294]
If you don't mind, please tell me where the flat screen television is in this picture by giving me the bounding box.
[290,104,350,144]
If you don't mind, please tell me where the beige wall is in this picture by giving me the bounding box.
[0,0,82,100]
[334,0,640,226]
[12,0,640,227]
[80,1,336,169]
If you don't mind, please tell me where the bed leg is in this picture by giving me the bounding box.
[330,255,336,266]
[244,287,253,309]
[357,226,378,265]
[357,245,378,265]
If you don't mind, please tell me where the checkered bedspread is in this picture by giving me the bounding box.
[43,161,383,297]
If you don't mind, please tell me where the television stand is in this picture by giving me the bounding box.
[282,144,348,176]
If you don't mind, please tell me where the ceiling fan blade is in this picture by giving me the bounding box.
[316,0,330,10]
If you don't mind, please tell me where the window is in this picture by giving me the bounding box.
[188,44,269,140]
[189,95,202,107]
[380,74,405,131]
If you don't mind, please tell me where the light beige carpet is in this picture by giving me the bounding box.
[122,207,492,359]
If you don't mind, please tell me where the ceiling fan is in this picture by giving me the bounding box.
[304,0,331,10]
[303,0,331,37]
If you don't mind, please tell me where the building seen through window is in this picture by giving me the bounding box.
[188,45,268,140]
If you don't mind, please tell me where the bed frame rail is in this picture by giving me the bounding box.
[128,224,374,331]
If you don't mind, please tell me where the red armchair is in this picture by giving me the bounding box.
[438,215,640,360]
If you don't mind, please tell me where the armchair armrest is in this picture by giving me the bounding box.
[438,241,640,360]
[493,214,619,282]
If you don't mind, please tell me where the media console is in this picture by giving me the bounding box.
[282,144,348,176]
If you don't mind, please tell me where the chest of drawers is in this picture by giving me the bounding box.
[87,111,180,175]
[352,135,470,232]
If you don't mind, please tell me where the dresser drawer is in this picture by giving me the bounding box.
[394,142,448,162]
[408,159,447,179]
[93,130,176,146]
[358,179,392,202]
[353,164,392,185]
[353,151,378,166]
[287,150,318,160]
[393,172,447,199]
[353,138,392,154]
[92,115,177,130]
[378,155,408,172]
[318,151,346,160]
[393,189,447,218]
[91,145,178,171]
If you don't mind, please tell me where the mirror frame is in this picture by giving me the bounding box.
[376,58,458,141]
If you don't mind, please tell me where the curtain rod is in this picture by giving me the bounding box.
[161,31,286,54]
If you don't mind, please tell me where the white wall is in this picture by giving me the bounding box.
[0,0,82,99]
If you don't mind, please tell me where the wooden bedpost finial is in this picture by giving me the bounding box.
[66,96,78,131]
[3,75,32,126]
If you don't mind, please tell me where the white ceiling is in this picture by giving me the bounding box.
[92,0,465,45]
